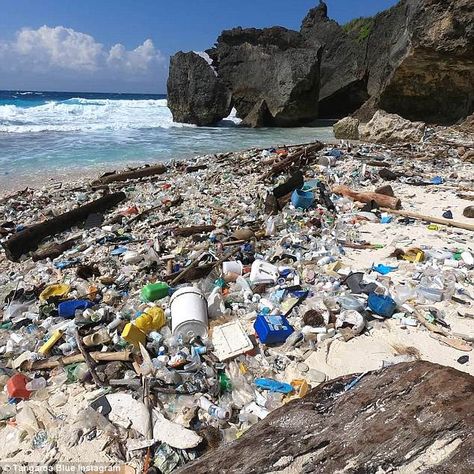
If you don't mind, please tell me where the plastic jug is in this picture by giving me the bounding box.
[141,282,170,302]
[58,300,94,318]
[250,260,279,284]
[135,307,166,333]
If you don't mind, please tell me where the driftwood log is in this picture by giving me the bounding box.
[26,350,132,371]
[31,238,77,262]
[332,185,402,210]
[2,192,126,261]
[91,164,167,186]
[260,142,324,180]
[173,225,216,237]
[381,208,474,232]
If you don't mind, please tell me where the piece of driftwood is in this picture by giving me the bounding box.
[2,192,126,261]
[332,185,402,210]
[260,142,324,180]
[92,164,167,185]
[381,208,474,232]
[186,164,208,173]
[31,238,77,262]
[170,250,207,286]
[26,349,132,370]
[75,329,104,387]
[173,225,216,237]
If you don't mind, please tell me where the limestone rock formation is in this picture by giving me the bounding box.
[207,27,322,127]
[300,2,369,119]
[167,52,232,126]
[178,361,474,473]
[368,0,474,124]
[333,116,360,140]
[361,110,426,143]
[301,0,473,124]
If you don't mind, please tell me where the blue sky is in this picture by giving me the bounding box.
[0,0,398,93]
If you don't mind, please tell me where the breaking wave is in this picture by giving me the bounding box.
[0,97,195,133]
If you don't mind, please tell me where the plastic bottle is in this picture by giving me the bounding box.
[198,396,231,420]
[25,377,47,391]
[141,282,171,302]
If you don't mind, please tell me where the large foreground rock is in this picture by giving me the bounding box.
[167,52,232,126]
[361,110,426,143]
[207,27,322,127]
[178,361,473,473]
[333,116,360,140]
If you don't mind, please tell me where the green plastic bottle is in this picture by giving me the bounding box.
[141,282,170,302]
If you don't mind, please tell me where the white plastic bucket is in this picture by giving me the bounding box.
[250,260,279,284]
[222,260,243,275]
[170,287,208,339]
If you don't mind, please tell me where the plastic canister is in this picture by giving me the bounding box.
[170,287,208,340]
[367,293,397,318]
[291,189,315,210]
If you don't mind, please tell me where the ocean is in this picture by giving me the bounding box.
[0,90,334,187]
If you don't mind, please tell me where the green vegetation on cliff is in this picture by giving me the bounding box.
[343,17,374,42]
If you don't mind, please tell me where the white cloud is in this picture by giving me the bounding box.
[0,26,167,91]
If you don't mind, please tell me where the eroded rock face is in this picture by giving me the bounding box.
[178,361,474,474]
[207,27,322,127]
[370,0,474,124]
[300,2,369,119]
[333,116,360,140]
[167,52,232,126]
[361,110,426,143]
[303,0,473,124]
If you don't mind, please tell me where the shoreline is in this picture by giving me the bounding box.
[0,136,341,196]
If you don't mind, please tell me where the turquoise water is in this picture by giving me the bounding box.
[0,90,334,184]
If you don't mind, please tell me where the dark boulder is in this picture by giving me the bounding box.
[207,27,322,127]
[167,52,232,126]
[178,361,473,473]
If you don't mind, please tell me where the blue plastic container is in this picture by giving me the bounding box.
[254,314,294,344]
[58,300,94,319]
[367,293,397,318]
[291,189,315,210]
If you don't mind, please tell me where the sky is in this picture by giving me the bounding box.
[0,0,399,94]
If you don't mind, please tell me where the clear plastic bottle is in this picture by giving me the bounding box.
[25,377,47,391]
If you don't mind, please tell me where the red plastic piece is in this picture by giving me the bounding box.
[6,374,31,400]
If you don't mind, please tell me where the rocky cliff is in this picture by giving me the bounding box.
[300,3,369,119]
[301,0,473,123]
[178,361,474,473]
[167,0,473,126]
[205,27,322,127]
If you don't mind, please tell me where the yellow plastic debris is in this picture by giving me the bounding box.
[38,330,64,355]
[403,247,425,263]
[39,284,70,303]
[134,307,166,333]
[285,379,309,401]
[121,323,146,348]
